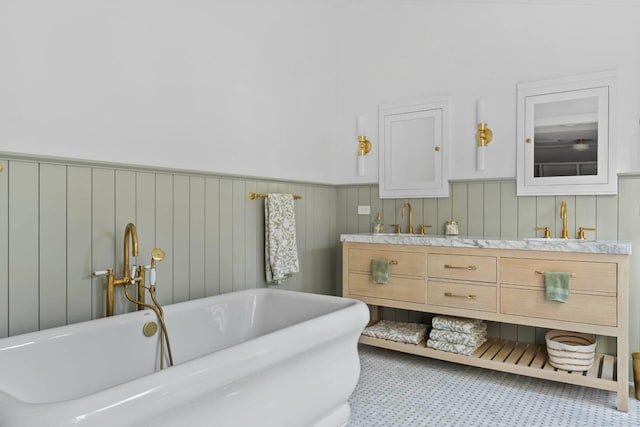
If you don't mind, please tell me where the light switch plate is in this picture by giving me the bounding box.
[357,205,371,215]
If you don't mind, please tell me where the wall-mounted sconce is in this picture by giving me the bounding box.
[475,98,493,171]
[357,115,372,176]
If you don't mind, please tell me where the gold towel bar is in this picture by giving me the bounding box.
[248,192,302,200]
[535,270,576,278]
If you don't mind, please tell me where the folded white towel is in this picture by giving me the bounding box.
[265,193,299,285]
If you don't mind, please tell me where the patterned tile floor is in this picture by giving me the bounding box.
[348,345,640,427]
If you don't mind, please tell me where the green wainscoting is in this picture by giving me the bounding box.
[0,156,337,337]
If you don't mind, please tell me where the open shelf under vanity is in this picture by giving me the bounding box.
[359,334,618,392]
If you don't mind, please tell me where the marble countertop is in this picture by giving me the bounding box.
[340,233,632,255]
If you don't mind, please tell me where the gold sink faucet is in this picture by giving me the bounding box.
[402,202,413,234]
[560,201,569,239]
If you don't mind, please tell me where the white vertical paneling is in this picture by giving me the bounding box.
[67,166,92,324]
[155,174,174,306]
[467,182,483,236]
[500,181,518,238]
[92,168,115,319]
[172,175,190,303]
[39,164,67,330]
[9,161,39,335]
[204,177,220,296]
[483,182,501,237]
[189,177,206,299]
[114,170,136,313]
[231,180,245,292]
[219,179,233,294]
[0,160,8,337]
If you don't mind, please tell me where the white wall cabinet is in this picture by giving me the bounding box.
[516,71,617,196]
[378,96,450,198]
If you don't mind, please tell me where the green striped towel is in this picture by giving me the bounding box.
[544,272,571,303]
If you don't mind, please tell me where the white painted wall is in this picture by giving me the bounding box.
[2,1,639,185]
[0,0,338,183]
[335,0,640,184]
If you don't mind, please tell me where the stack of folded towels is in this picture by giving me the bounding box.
[426,315,487,356]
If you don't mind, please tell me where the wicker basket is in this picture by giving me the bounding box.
[545,330,596,371]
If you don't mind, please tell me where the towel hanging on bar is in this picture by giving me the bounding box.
[249,192,302,200]
[264,193,299,285]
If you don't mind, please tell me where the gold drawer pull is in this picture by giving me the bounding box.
[390,260,399,265]
[535,270,576,278]
[444,264,477,271]
[444,292,477,300]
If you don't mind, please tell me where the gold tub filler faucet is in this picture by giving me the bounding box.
[94,223,174,368]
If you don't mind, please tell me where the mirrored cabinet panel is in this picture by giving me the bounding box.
[517,71,617,195]
[378,96,450,198]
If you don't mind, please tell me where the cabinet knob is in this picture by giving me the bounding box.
[526,138,532,144]
[434,146,441,152]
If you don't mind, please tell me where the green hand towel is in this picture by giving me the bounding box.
[371,259,391,284]
[544,272,571,303]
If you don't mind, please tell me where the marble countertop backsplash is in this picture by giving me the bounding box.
[340,233,631,255]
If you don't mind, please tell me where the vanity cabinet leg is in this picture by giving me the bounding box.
[368,305,382,326]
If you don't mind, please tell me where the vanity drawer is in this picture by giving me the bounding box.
[347,273,425,304]
[500,258,617,294]
[347,248,426,277]
[428,254,497,283]
[428,281,497,313]
[501,287,616,327]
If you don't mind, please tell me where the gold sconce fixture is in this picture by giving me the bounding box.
[475,98,493,171]
[357,115,371,177]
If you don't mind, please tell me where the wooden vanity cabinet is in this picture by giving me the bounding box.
[342,242,629,411]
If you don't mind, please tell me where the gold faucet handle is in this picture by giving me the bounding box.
[577,227,596,240]
[390,224,401,234]
[535,226,551,238]
[418,224,432,236]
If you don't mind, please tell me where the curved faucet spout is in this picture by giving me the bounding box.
[123,222,139,282]
[402,202,413,235]
[560,201,568,239]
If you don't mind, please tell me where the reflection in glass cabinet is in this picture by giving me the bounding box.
[517,71,617,196]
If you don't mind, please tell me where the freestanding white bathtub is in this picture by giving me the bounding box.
[0,288,369,427]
